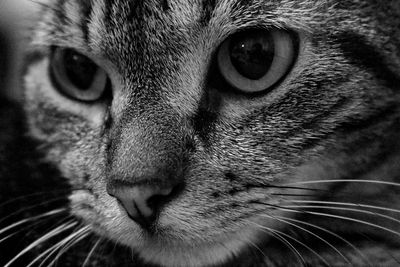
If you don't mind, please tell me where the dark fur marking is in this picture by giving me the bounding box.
[199,0,217,26]
[83,174,91,183]
[230,203,240,208]
[335,31,400,91]
[232,0,253,11]
[103,106,114,132]
[77,0,94,44]
[230,0,265,23]
[281,97,351,150]
[228,187,241,196]
[192,90,222,149]
[55,0,68,26]
[192,108,218,148]
[34,104,87,137]
[103,0,116,30]
[161,0,170,12]
[226,177,267,196]
[226,183,265,196]
[127,1,144,23]
[338,104,399,134]
[33,1,71,39]
[105,123,121,174]
[211,191,221,198]
[225,172,239,182]
[285,97,350,137]
[105,137,115,176]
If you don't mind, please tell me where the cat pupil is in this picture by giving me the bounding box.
[63,49,98,90]
[230,32,275,80]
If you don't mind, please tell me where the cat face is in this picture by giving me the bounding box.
[23,0,400,266]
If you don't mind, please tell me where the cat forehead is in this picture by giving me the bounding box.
[35,0,326,51]
[45,0,228,29]
[34,0,228,50]
[38,0,325,34]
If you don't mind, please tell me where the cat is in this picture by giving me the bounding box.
[1,0,400,266]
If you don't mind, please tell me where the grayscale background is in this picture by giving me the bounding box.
[0,0,38,100]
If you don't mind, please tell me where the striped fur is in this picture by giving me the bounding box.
[11,0,400,266]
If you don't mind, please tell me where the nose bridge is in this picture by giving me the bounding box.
[108,102,187,185]
[105,102,190,228]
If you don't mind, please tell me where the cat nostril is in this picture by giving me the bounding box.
[147,193,170,211]
[107,183,176,228]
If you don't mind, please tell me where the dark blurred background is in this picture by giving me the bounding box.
[0,0,38,101]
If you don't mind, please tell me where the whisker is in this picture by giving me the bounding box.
[0,196,68,226]
[259,214,351,264]
[271,193,319,198]
[49,227,92,266]
[282,204,400,225]
[82,237,102,267]
[246,220,330,266]
[0,208,67,236]
[266,186,357,199]
[40,225,91,267]
[246,238,268,263]
[32,242,67,267]
[96,237,112,263]
[26,226,88,267]
[361,233,400,265]
[253,228,307,266]
[285,180,400,187]
[267,230,306,266]
[249,200,293,210]
[0,213,73,257]
[289,200,400,214]
[4,220,78,267]
[272,215,371,266]
[0,189,72,210]
[14,214,74,244]
[251,200,400,259]
[277,207,400,239]
[112,236,123,257]
[0,232,18,244]
[264,185,330,193]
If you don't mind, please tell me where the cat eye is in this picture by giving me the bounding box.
[50,48,109,102]
[217,29,296,93]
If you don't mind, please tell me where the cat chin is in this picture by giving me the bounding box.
[69,189,283,266]
[99,213,278,267]
[73,209,264,266]
[121,232,255,267]
[77,218,254,267]
[70,190,287,266]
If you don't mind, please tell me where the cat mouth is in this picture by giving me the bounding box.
[116,223,268,267]
[69,189,282,266]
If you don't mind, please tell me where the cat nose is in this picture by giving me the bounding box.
[107,182,179,228]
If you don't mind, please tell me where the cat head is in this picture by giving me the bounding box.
[23,0,400,266]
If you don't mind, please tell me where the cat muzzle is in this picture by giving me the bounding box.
[106,181,180,229]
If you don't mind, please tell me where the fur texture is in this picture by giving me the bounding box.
[1,0,400,266]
